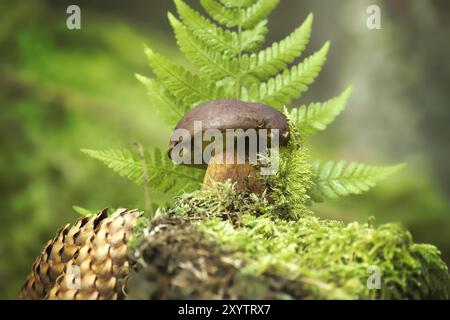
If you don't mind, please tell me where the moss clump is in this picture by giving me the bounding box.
[198,215,448,299]
[264,138,314,219]
[127,215,316,299]
[160,182,449,299]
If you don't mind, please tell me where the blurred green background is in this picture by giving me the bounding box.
[1,0,449,299]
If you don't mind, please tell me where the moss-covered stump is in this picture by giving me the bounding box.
[126,216,310,299]
[126,183,449,300]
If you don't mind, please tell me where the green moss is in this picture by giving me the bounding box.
[168,182,449,299]
[129,214,324,299]
[128,215,150,249]
[264,124,314,219]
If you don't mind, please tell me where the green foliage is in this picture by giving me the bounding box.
[144,48,226,106]
[241,13,313,82]
[81,148,204,203]
[85,0,403,205]
[290,86,352,138]
[200,0,279,29]
[150,0,330,105]
[174,0,268,55]
[135,74,188,127]
[168,13,238,81]
[251,42,329,108]
[309,161,406,202]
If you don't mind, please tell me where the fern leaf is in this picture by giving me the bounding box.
[136,74,187,126]
[81,148,204,200]
[82,148,145,184]
[175,0,267,55]
[242,13,313,81]
[240,0,279,29]
[200,0,240,27]
[168,13,238,80]
[291,86,352,138]
[309,161,405,202]
[145,48,224,106]
[252,42,329,108]
[201,0,278,29]
[175,0,236,54]
[240,20,268,52]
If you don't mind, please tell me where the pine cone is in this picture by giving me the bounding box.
[19,208,142,300]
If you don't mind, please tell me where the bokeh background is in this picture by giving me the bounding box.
[1,0,449,299]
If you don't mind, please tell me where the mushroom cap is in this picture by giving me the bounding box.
[168,99,290,166]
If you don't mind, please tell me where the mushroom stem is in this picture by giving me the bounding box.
[202,152,265,195]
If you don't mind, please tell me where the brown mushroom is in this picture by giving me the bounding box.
[168,99,290,194]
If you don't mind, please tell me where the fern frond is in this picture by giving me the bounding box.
[309,161,405,202]
[175,0,267,55]
[201,0,278,29]
[168,13,238,80]
[242,13,313,82]
[251,42,329,108]
[81,148,204,200]
[291,86,352,138]
[145,48,224,106]
[136,74,188,126]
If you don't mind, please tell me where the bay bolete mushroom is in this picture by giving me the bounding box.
[168,99,290,194]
